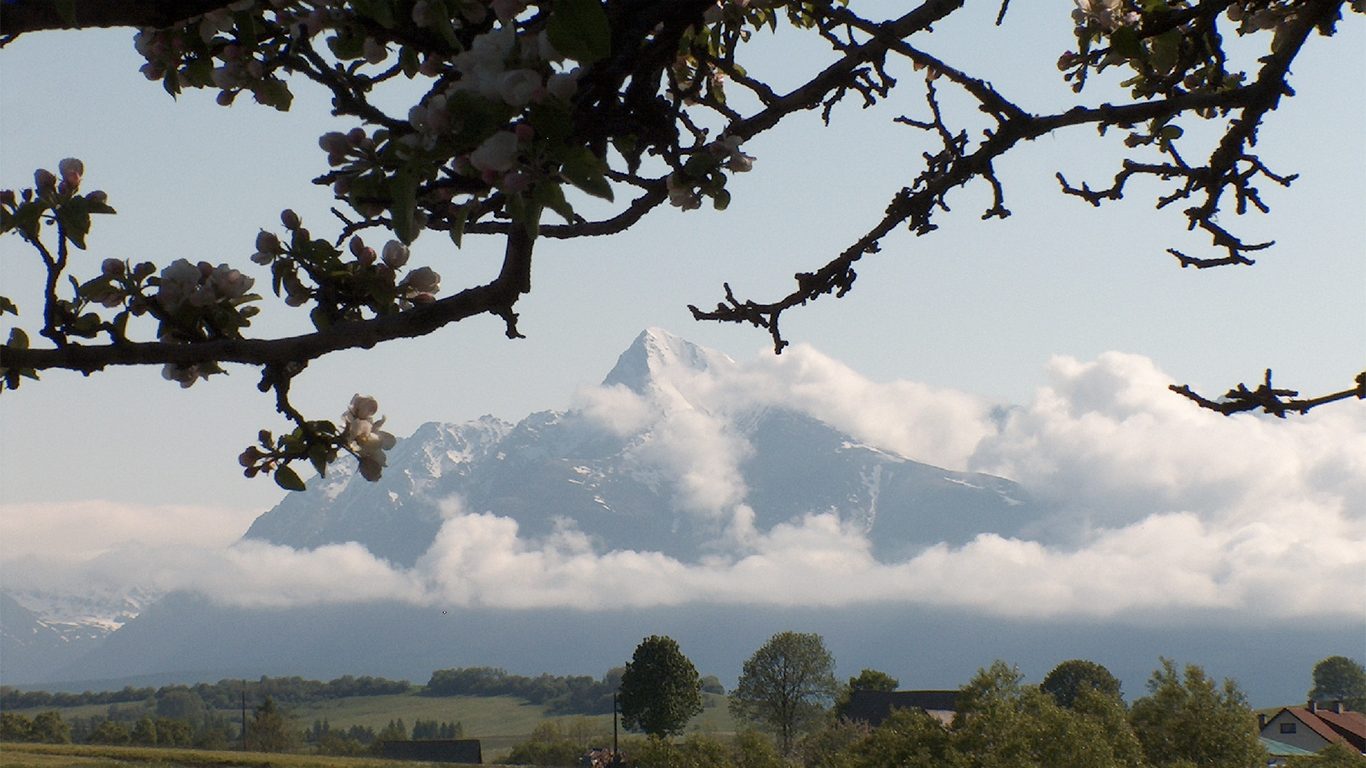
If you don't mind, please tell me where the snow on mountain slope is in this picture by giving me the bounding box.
[242,329,1042,565]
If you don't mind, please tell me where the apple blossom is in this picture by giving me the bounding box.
[161,363,203,388]
[382,240,410,268]
[402,266,441,294]
[546,68,580,101]
[470,131,519,174]
[363,37,387,65]
[33,168,56,194]
[341,394,397,481]
[498,69,542,107]
[209,265,255,300]
[155,259,204,311]
[58,158,84,191]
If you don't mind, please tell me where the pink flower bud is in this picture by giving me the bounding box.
[58,158,84,190]
[34,168,57,193]
[501,171,529,193]
[217,89,238,106]
[382,240,410,268]
[319,132,350,155]
[281,209,301,230]
[87,190,108,205]
[347,128,367,147]
[102,258,125,277]
[256,230,283,254]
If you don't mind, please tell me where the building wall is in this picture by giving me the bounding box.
[1261,711,1333,753]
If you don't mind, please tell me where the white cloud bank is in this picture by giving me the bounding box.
[5,348,1363,622]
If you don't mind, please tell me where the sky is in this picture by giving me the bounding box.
[1,3,1363,641]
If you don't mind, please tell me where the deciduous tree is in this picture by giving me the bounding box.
[1041,659,1124,710]
[1309,656,1366,712]
[619,634,704,738]
[833,668,900,719]
[730,631,839,754]
[1128,658,1264,768]
[2,0,1361,489]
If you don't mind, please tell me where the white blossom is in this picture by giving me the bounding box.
[498,69,542,107]
[341,394,397,481]
[470,131,519,173]
[547,68,580,101]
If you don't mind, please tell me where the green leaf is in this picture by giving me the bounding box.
[6,327,29,350]
[0,297,17,316]
[1109,26,1143,59]
[448,204,470,248]
[1159,125,1184,141]
[328,30,366,60]
[1149,29,1181,73]
[547,0,612,64]
[274,465,308,492]
[56,197,92,250]
[711,188,731,211]
[390,169,419,244]
[558,146,614,201]
[400,46,420,78]
[534,181,576,224]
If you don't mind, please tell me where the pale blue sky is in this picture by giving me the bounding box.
[1,4,1362,520]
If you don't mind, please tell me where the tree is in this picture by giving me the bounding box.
[246,696,297,752]
[1309,656,1366,712]
[1283,743,1366,768]
[730,631,839,755]
[1041,659,1124,710]
[618,634,704,738]
[951,660,1144,768]
[2,0,1361,490]
[1128,658,1264,768]
[833,668,900,719]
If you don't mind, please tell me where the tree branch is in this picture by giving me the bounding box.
[1,0,240,40]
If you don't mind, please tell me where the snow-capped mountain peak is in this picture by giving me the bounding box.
[601,328,736,394]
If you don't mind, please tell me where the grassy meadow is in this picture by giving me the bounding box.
[0,742,440,767]
[4,691,736,764]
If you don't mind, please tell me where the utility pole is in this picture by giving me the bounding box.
[241,681,247,751]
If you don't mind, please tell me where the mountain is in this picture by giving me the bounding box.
[0,592,111,685]
[3,329,1358,708]
[244,329,1041,565]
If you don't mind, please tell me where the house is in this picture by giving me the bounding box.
[1260,736,1317,767]
[843,690,959,727]
[1259,700,1366,754]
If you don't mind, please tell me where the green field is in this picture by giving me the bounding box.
[0,742,445,768]
[5,691,736,763]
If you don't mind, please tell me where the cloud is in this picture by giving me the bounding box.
[7,351,1363,623]
[0,501,260,564]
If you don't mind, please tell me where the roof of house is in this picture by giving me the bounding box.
[843,690,960,728]
[1260,737,1317,757]
[1315,709,1366,751]
[1264,705,1366,752]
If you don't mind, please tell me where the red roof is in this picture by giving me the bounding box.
[1279,707,1366,752]
[1315,709,1366,751]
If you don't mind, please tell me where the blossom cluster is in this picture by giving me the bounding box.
[155,259,256,313]
[341,394,397,481]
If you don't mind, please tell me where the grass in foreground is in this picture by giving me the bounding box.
[0,742,452,768]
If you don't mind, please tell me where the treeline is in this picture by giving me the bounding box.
[2,709,237,750]
[0,674,410,712]
[423,666,621,715]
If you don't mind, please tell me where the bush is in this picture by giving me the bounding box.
[507,738,590,766]
[86,719,130,745]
